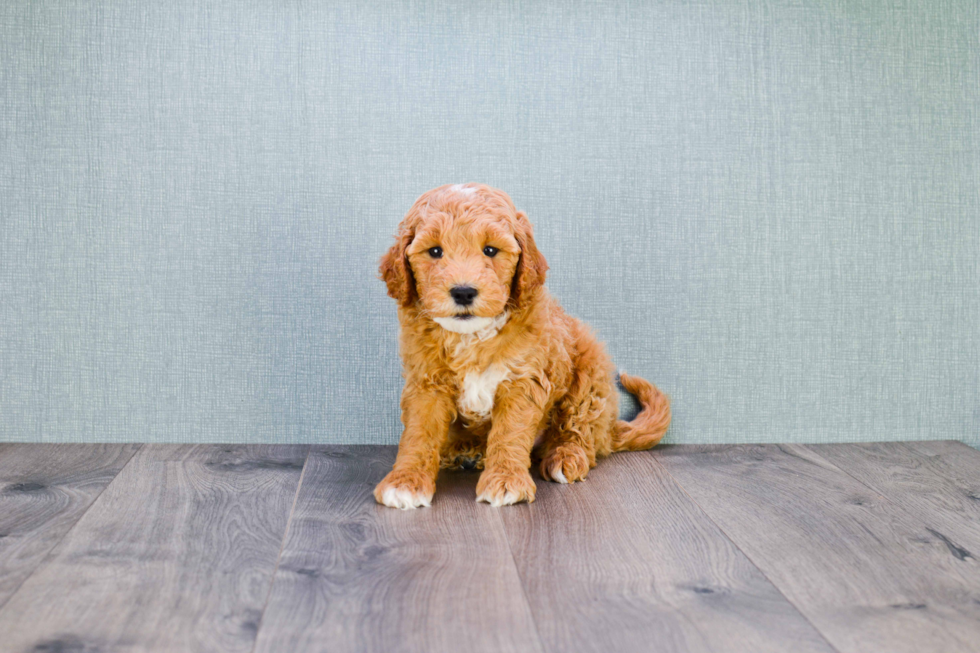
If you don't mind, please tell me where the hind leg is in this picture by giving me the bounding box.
[440,420,488,470]
[538,426,593,483]
[538,355,618,484]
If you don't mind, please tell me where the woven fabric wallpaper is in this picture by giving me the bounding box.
[1,1,977,446]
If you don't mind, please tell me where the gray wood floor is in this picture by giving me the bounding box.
[0,443,978,653]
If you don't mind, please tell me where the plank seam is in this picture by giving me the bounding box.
[0,443,144,614]
[797,442,980,552]
[798,443,910,500]
[908,440,980,458]
[248,445,312,653]
[491,504,549,653]
[646,448,845,653]
[791,442,967,509]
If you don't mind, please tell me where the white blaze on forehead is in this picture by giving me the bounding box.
[459,364,510,420]
[450,184,477,195]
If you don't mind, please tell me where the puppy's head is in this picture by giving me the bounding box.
[379,184,548,333]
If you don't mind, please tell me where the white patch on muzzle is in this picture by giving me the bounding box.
[434,311,509,338]
[434,316,496,334]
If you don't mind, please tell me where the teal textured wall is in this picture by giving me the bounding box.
[1,1,977,446]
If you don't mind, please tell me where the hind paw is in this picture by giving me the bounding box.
[540,445,592,484]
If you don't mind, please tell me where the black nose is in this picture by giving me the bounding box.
[450,285,478,306]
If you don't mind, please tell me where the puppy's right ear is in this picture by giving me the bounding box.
[379,227,417,307]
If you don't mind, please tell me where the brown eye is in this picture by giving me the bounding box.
[483,246,498,257]
[428,247,443,259]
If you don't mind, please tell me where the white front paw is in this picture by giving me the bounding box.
[374,469,436,510]
[477,489,522,507]
[381,486,432,510]
[475,469,536,506]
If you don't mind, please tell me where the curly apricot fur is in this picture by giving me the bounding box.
[376,183,671,508]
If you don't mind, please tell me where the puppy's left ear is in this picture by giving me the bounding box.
[379,227,417,307]
[509,210,548,309]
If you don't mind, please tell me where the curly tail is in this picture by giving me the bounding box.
[612,372,671,452]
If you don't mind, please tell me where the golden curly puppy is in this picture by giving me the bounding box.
[375,183,670,509]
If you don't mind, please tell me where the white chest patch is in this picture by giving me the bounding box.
[458,365,510,421]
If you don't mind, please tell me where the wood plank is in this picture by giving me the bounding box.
[0,444,308,653]
[904,440,980,500]
[498,451,837,653]
[655,444,980,653]
[0,443,140,609]
[806,441,980,553]
[252,445,545,653]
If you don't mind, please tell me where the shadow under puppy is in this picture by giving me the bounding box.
[375,183,670,508]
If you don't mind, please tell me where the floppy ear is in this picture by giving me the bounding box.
[509,210,549,309]
[379,227,417,307]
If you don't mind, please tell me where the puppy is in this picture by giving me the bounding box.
[375,183,670,509]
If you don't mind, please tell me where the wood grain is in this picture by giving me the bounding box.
[0,443,141,609]
[252,445,545,653]
[498,451,837,653]
[0,444,308,653]
[654,444,980,653]
[806,441,980,553]
[3,442,976,652]
[905,441,980,499]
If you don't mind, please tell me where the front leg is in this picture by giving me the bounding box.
[375,384,454,509]
[476,381,547,507]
